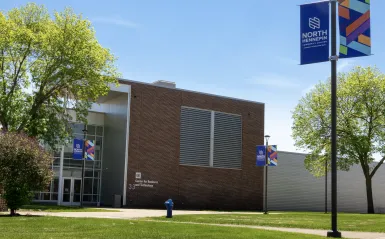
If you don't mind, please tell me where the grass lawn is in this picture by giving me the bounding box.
[18,204,120,212]
[148,211,385,232]
[0,216,325,239]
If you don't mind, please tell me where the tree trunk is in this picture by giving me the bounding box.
[365,177,375,214]
[10,209,16,216]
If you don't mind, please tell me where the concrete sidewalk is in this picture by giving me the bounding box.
[146,220,385,239]
[18,208,264,219]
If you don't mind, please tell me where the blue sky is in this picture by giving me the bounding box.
[3,0,385,153]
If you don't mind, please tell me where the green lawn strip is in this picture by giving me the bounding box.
[147,212,385,232]
[0,216,325,239]
[19,204,120,212]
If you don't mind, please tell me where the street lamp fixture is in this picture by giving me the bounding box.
[264,135,270,143]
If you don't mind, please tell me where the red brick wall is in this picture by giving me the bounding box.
[123,81,265,210]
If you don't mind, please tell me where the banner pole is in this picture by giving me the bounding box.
[264,141,268,214]
[325,158,328,214]
[327,0,341,237]
[80,126,87,208]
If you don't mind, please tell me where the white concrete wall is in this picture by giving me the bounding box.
[67,109,104,126]
[268,151,385,213]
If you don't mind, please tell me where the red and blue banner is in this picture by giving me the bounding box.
[73,139,83,160]
[84,140,95,161]
[300,1,330,65]
[338,0,371,58]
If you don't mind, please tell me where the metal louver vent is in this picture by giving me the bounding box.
[179,107,211,166]
[213,112,242,169]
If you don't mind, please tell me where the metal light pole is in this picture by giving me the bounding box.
[327,0,341,237]
[80,126,88,207]
[264,134,270,215]
[325,158,328,214]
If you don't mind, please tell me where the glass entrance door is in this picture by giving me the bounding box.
[62,178,81,206]
[73,179,81,204]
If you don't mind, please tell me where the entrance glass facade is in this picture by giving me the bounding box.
[33,123,104,206]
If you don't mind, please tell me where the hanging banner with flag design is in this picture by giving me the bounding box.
[339,0,371,58]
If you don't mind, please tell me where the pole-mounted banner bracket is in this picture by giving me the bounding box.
[330,55,339,61]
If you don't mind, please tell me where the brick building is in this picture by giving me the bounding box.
[32,79,265,210]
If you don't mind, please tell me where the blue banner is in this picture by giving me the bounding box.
[73,139,83,160]
[300,1,330,65]
[256,145,266,166]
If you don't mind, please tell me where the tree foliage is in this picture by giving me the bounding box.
[292,66,385,213]
[0,3,119,148]
[0,132,53,215]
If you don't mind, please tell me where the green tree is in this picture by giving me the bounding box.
[0,132,53,215]
[292,66,385,214]
[0,3,119,147]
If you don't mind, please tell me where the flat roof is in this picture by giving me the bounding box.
[117,78,264,105]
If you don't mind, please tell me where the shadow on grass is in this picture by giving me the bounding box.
[0,214,43,218]
[21,204,85,211]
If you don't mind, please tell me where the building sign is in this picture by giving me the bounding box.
[73,139,83,160]
[134,179,159,188]
[256,145,266,166]
[300,1,330,65]
[84,140,95,160]
[339,0,371,58]
[129,173,159,190]
[267,145,278,166]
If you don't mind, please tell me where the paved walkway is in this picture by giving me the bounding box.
[18,208,265,219]
[146,220,385,239]
[14,209,385,239]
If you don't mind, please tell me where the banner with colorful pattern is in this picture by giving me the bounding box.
[339,0,371,58]
[84,140,95,160]
[267,145,278,166]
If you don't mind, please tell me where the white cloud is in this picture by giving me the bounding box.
[337,59,355,72]
[301,84,315,96]
[248,73,300,88]
[92,17,138,28]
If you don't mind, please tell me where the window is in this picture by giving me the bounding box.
[213,112,242,169]
[180,107,211,167]
[34,178,59,201]
[179,107,242,169]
